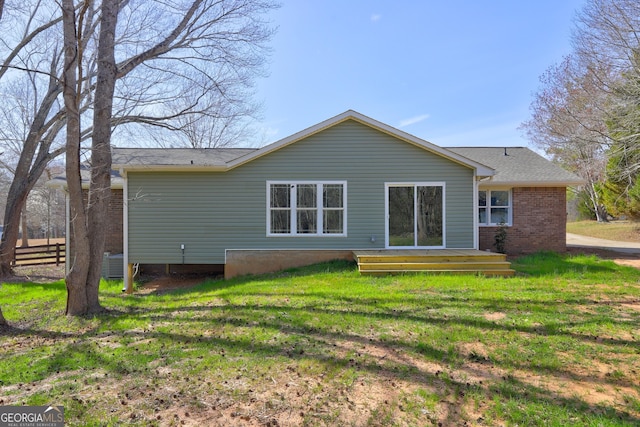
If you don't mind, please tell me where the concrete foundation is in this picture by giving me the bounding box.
[224,250,354,279]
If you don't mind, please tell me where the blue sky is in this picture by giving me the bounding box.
[253,0,586,148]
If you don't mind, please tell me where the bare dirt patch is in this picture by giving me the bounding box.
[483,312,506,321]
[136,274,219,294]
[6,264,65,283]
[19,238,65,247]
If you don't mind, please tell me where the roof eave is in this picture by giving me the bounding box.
[116,165,228,173]
[46,179,124,191]
[479,180,585,188]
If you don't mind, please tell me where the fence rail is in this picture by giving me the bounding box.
[12,243,66,267]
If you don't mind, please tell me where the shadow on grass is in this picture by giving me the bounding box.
[2,257,639,425]
[4,303,637,425]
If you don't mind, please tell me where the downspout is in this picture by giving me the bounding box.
[122,170,131,293]
[473,174,479,250]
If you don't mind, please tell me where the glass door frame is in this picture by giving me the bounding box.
[384,182,446,249]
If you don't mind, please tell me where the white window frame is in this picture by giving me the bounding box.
[266,181,347,237]
[478,188,512,226]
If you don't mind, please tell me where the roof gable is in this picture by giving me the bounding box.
[226,110,495,177]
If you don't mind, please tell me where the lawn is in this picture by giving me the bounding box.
[567,220,640,242]
[1,253,639,426]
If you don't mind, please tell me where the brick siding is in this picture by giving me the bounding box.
[106,189,123,254]
[479,187,567,255]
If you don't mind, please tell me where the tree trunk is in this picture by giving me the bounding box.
[62,0,91,316]
[0,192,28,276]
[20,206,28,246]
[588,182,609,223]
[0,306,6,326]
[85,0,119,313]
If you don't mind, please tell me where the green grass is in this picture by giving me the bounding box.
[1,253,640,426]
[567,219,640,242]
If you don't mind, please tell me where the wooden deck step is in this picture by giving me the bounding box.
[357,261,513,271]
[353,249,515,277]
[361,269,516,277]
[355,254,507,263]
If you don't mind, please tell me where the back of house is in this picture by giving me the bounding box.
[51,110,583,285]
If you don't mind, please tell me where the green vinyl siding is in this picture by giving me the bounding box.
[127,120,475,264]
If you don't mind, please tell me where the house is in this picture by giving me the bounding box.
[52,110,583,286]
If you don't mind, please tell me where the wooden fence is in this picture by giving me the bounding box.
[12,243,66,267]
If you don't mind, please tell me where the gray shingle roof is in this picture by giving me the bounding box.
[447,147,583,186]
[112,147,257,167]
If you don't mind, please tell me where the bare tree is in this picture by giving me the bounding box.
[140,89,261,149]
[0,0,276,282]
[573,0,640,84]
[0,2,70,277]
[522,0,640,221]
[602,53,640,218]
[521,56,610,221]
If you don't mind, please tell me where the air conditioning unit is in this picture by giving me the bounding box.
[101,253,124,279]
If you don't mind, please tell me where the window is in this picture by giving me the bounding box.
[478,189,511,225]
[268,182,346,236]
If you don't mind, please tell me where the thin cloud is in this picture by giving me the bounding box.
[371,14,382,23]
[399,114,430,127]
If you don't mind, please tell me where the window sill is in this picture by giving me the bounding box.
[267,234,348,237]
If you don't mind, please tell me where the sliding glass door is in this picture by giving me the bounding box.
[386,183,444,248]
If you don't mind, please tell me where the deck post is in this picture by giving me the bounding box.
[126,263,134,294]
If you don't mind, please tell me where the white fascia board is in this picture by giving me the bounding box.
[116,165,228,173]
[226,110,496,177]
[479,180,585,188]
[45,178,69,190]
[46,178,124,191]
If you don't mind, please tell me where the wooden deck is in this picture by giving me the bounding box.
[353,249,515,277]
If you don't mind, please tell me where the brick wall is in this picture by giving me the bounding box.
[479,187,567,255]
[106,189,123,254]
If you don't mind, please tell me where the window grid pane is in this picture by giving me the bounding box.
[270,184,290,208]
[491,191,509,207]
[297,184,317,208]
[297,210,317,233]
[323,209,343,233]
[478,191,487,207]
[323,185,343,208]
[478,208,487,224]
[270,210,290,234]
[490,208,509,224]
